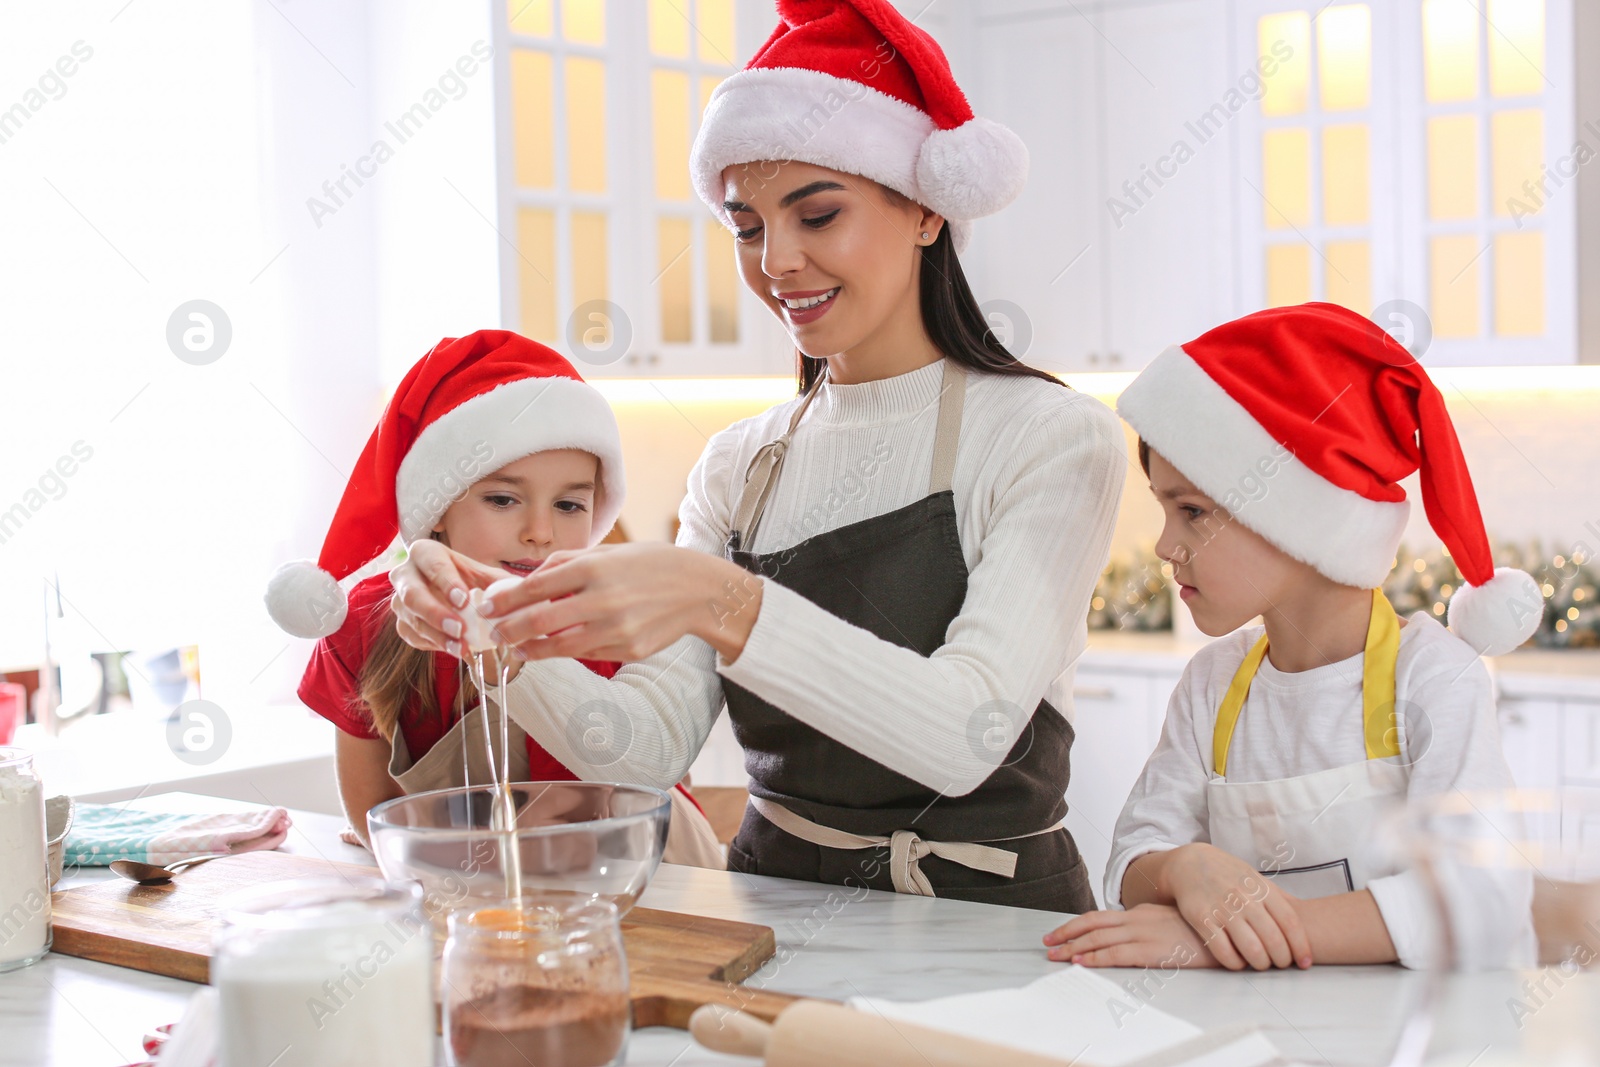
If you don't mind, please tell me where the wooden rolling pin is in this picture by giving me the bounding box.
[688,1001,1081,1067]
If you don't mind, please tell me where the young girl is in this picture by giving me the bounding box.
[1044,303,1542,970]
[265,329,723,867]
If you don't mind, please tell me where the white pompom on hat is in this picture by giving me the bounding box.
[1117,302,1544,657]
[265,330,626,639]
[689,0,1028,254]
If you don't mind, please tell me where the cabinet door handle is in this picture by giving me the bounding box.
[1073,686,1117,701]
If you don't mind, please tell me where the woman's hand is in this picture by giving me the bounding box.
[1157,843,1313,971]
[1042,905,1221,969]
[388,539,506,657]
[478,543,764,663]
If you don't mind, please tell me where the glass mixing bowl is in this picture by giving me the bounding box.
[367,782,670,932]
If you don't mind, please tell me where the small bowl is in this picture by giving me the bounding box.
[45,795,74,887]
[367,782,670,930]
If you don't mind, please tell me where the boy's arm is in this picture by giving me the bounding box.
[1291,890,1398,964]
[1104,660,1217,908]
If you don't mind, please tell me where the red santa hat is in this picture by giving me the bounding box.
[265,330,625,639]
[689,0,1027,254]
[1117,302,1544,657]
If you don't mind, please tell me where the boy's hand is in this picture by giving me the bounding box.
[1042,905,1221,969]
[1160,843,1313,971]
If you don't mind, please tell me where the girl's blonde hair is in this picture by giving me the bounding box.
[355,537,477,743]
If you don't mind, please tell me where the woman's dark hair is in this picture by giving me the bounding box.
[796,215,1067,394]
[1137,437,1151,476]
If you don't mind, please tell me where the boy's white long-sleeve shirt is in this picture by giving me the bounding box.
[1104,612,1517,968]
[494,359,1126,798]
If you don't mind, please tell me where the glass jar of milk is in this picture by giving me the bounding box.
[0,748,51,971]
[214,876,435,1067]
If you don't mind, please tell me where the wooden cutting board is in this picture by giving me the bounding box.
[50,850,801,1028]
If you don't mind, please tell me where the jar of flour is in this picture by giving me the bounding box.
[0,747,51,971]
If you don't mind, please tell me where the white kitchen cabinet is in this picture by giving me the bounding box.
[1497,696,1564,791]
[1097,0,1236,366]
[1064,664,1182,907]
[966,9,1104,375]
[1561,701,1600,787]
[965,0,1237,374]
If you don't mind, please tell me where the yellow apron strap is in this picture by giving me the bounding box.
[1362,588,1402,761]
[1212,589,1402,778]
[1213,635,1269,778]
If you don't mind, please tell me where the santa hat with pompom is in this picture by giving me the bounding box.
[689,0,1027,254]
[264,330,625,640]
[1117,302,1544,657]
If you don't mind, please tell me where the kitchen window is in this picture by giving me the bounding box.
[493,0,759,376]
[1237,0,1576,363]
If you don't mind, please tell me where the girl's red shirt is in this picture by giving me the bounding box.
[297,573,620,781]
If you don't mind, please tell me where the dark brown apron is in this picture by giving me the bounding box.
[721,359,1093,913]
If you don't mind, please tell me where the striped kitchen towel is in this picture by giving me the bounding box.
[64,803,291,866]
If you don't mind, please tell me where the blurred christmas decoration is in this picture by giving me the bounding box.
[1088,540,1597,650]
[1087,545,1173,632]
[1382,541,1595,650]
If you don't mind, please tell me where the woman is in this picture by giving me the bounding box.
[391,0,1124,912]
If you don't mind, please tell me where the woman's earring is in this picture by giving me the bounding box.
[920,232,931,240]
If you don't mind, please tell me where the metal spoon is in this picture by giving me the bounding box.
[109,855,224,885]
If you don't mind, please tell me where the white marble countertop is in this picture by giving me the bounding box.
[0,792,1586,1066]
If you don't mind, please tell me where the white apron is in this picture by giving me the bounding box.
[1206,589,1409,899]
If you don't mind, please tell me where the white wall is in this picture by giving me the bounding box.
[1,0,502,713]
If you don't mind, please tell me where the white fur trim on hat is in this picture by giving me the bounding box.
[691,67,1024,255]
[265,559,348,639]
[1447,566,1544,656]
[1117,345,1410,589]
[395,377,626,545]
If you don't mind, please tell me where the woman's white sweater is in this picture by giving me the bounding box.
[499,358,1126,796]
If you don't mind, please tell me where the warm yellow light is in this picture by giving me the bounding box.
[1263,129,1312,229]
[1323,124,1370,226]
[1488,0,1545,98]
[1259,12,1312,117]
[1427,114,1479,220]
[1423,0,1479,102]
[1318,5,1372,112]
[1266,243,1313,308]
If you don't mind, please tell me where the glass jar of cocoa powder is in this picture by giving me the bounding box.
[442,897,630,1067]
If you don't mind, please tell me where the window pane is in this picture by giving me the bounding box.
[697,0,737,64]
[571,211,609,337]
[1431,234,1483,337]
[1263,128,1311,229]
[1259,12,1311,117]
[699,74,723,123]
[1318,5,1371,112]
[652,69,692,200]
[508,0,553,36]
[658,217,693,343]
[566,57,606,193]
[1266,243,1312,307]
[516,208,557,341]
[706,219,739,343]
[511,51,555,189]
[1492,108,1543,218]
[649,0,690,58]
[1494,230,1544,335]
[1326,240,1371,315]
[1322,124,1370,226]
[562,0,605,45]
[1423,0,1479,102]
[1488,0,1545,98]
[1427,115,1479,220]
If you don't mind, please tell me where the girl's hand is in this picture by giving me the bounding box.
[1042,905,1221,969]
[389,539,507,657]
[478,543,763,663]
[1160,843,1313,971]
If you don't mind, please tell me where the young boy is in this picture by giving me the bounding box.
[1044,303,1542,970]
